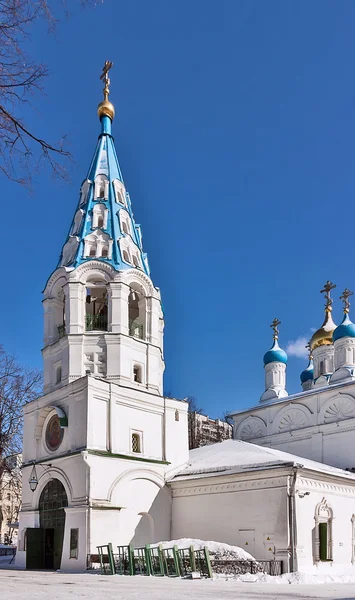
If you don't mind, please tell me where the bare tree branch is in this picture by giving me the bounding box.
[0,0,97,186]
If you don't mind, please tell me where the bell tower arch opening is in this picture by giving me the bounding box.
[128,283,146,341]
[85,278,108,332]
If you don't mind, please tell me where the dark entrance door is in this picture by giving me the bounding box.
[26,479,68,570]
[26,528,45,569]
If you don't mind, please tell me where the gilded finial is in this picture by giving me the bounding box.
[340,288,353,314]
[320,280,336,311]
[305,341,313,361]
[98,60,115,121]
[270,318,281,340]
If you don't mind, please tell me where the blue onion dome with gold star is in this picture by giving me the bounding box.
[263,318,288,365]
[300,344,314,383]
[333,288,355,342]
[57,61,150,276]
[310,281,337,351]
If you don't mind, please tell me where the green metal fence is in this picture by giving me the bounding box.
[97,543,115,575]
[95,542,211,579]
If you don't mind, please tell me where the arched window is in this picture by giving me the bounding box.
[122,221,129,234]
[113,179,126,205]
[132,433,141,453]
[94,174,109,200]
[123,250,130,264]
[84,231,112,260]
[132,254,140,268]
[175,410,180,422]
[92,203,108,229]
[133,365,142,383]
[314,498,333,562]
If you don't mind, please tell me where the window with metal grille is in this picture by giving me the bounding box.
[132,433,141,453]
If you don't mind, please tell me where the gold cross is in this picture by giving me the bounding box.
[320,280,336,308]
[270,318,281,340]
[305,341,313,360]
[100,60,113,101]
[340,288,353,313]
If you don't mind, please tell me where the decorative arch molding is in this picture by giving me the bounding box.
[71,261,116,284]
[43,272,67,300]
[236,416,267,441]
[43,267,69,297]
[315,497,333,520]
[122,269,155,297]
[32,468,74,509]
[107,468,167,503]
[273,404,311,433]
[35,405,68,439]
[314,497,333,563]
[320,394,355,424]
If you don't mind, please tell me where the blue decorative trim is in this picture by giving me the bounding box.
[57,116,150,276]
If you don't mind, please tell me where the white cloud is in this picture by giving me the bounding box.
[286,335,309,359]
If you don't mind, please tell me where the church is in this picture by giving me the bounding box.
[16,65,355,575]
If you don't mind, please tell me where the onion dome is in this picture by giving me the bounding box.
[333,288,355,342]
[300,358,314,383]
[310,281,337,351]
[263,318,288,365]
[263,339,288,365]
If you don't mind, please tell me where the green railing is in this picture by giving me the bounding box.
[129,319,144,340]
[57,325,65,338]
[85,314,108,331]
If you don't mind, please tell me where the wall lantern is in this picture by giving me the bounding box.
[28,462,52,493]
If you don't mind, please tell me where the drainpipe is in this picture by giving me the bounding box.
[84,453,91,562]
[288,466,298,573]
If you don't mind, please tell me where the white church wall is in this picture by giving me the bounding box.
[232,384,355,470]
[86,454,171,549]
[115,405,163,458]
[295,473,355,574]
[164,399,189,473]
[171,471,290,567]
[322,429,355,470]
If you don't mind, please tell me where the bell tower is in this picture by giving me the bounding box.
[17,63,188,572]
[42,61,164,396]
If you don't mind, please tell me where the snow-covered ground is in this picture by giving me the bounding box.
[0,569,354,600]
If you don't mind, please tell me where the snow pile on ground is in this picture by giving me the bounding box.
[153,538,255,561]
[215,570,355,584]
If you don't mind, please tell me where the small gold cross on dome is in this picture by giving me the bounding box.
[270,318,281,340]
[100,60,113,101]
[320,280,336,308]
[340,288,353,313]
[305,341,313,360]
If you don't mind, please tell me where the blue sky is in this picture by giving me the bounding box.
[3,0,355,417]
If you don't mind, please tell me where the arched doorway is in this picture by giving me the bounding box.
[26,479,68,570]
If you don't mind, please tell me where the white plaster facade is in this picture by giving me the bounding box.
[17,373,188,570]
[232,382,355,470]
[170,440,355,574]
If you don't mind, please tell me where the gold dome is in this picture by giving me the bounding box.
[310,308,336,350]
[98,99,115,121]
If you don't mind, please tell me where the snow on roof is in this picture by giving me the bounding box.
[170,439,355,482]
